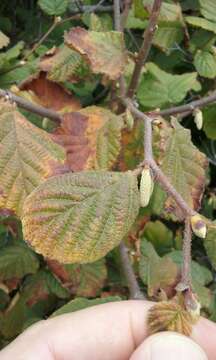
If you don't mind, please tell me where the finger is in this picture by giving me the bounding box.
[130,332,208,360]
[1,300,216,360]
[192,316,216,360]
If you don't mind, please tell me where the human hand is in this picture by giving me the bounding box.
[0,300,215,360]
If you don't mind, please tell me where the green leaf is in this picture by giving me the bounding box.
[153,118,207,215]
[65,27,126,80]
[204,221,216,270]
[199,0,216,23]
[40,46,90,84]
[141,220,173,256]
[0,295,32,339]
[194,50,216,78]
[0,31,10,49]
[51,296,121,317]
[137,0,183,22]
[153,22,184,54]
[203,104,216,139]
[167,250,213,286]
[23,270,70,300]
[38,0,68,15]
[0,100,65,216]
[139,240,178,297]
[138,62,200,108]
[0,245,39,281]
[185,16,216,34]
[48,258,107,297]
[166,250,213,310]
[63,259,107,297]
[22,171,140,263]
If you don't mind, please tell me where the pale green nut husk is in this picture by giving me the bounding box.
[140,167,154,207]
[193,109,203,130]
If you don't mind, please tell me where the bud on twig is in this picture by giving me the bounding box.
[193,109,203,130]
[140,166,154,207]
[190,214,207,238]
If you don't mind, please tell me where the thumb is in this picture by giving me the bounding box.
[130,332,208,360]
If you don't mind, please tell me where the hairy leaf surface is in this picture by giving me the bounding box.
[153,118,207,216]
[22,171,140,263]
[40,46,90,84]
[0,100,65,216]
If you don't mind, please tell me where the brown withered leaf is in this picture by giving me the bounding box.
[47,258,107,297]
[0,99,65,216]
[52,106,124,171]
[19,72,80,113]
[148,301,193,336]
[64,27,126,80]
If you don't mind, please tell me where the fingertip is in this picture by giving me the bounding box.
[130,332,208,360]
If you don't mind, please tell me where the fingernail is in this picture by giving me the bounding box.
[130,332,208,360]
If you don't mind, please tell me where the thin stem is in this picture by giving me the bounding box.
[150,160,194,217]
[181,218,192,288]
[127,0,162,98]
[121,0,132,29]
[122,97,195,217]
[113,0,122,31]
[119,241,145,300]
[23,19,58,61]
[149,90,216,117]
[23,14,80,61]
[69,4,113,15]
[0,89,62,124]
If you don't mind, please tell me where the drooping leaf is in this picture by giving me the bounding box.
[153,118,207,216]
[166,250,213,286]
[22,171,140,263]
[19,72,81,113]
[203,104,216,139]
[138,63,200,109]
[38,0,68,15]
[51,296,121,317]
[204,221,216,270]
[47,258,107,297]
[139,240,179,298]
[40,46,90,84]
[65,27,126,80]
[0,31,10,50]
[185,16,216,34]
[23,270,70,306]
[141,220,173,256]
[166,250,213,310]
[199,0,216,23]
[0,245,39,281]
[194,50,216,78]
[153,22,184,53]
[0,99,66,216]
[136,0,183,22]
[52,106,124,171]
[0,294,32,339]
